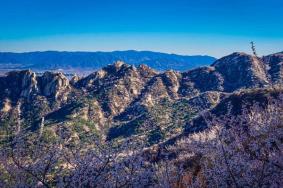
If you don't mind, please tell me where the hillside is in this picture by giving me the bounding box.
[1,51,282,145]
[1,51,283,187]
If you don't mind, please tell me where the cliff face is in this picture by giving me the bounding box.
[38,72,70,98]
[0,52,282,144]
[0,70,70,101]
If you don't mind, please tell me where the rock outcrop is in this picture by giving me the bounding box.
[39,72,70,98]
[212,52,269,91]
[263,52,283,84]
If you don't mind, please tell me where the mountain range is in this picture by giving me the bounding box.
[0,51,216,74]
[0,51,282,145]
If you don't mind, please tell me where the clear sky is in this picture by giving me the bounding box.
[0,0,282,57]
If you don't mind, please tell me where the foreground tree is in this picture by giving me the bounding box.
[173,95,283,187]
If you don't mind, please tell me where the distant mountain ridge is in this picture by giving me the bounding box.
[0,50,216,72]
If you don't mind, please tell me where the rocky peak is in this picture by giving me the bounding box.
[114,61,125,69]
[0,70,38,100]
[38,72,70,98]
[76,62,157,117]
[160,70,181,98]
[70,74,80,85]
[20,70,39,98]
[212,52,269,91]
[103,61,130,74]
[77,62,134,90]
[212,52,249,67]
[76,69,107,88]
[0,70,71,102]
[137,64,158,78]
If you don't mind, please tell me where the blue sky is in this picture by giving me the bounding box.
[0,0,282,57]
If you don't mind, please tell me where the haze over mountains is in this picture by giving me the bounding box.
[0,50,216,74]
